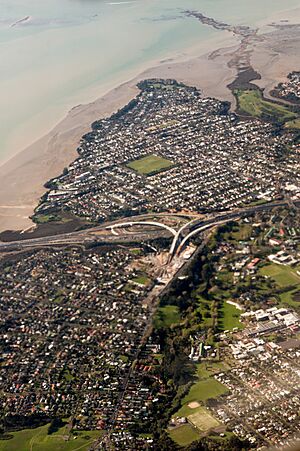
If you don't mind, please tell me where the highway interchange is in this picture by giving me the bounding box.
[0,198,299,451]
[0,200,295,259]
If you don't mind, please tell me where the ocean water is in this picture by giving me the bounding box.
[0,0,299,163]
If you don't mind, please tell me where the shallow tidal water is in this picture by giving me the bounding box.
[0,0,299,162]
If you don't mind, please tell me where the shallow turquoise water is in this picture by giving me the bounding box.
[0,0,299,161]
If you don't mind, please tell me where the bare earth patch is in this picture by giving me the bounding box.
[188,401,200,409]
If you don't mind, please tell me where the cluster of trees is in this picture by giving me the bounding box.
[271,73,300,106]
[0,413,50,433]
[184,436,252,450]
[47,418,66,435]
[141,218,279,447]
[137,78,186,91]
[143,243,215,443]
[153,432,252,450]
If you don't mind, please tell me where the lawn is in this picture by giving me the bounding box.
[33,214,64,224]
[63,369,74,382]
[188,407,220,432]
[218,301,243,331]
[244,198,269,207]
[126,154,174,175]
[279,288,300,309]
[182,379,228,404]
[260,263,300,288]
[231,224,252,241]
[196,362,230,380]
[175,378,228,418]
[130,248,142,255]
[172,365,227,437]
[235,89,297,122]
[168,424,200,446]
[0,424,103,451]
[154,305,181,328]
[285,118,300,129]
[132,275,150,286]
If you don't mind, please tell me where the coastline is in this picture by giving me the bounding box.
[0,10,300,233]
[0,32,239,233]
[251,24,300,98]
[251,6,300,95]
[0,29,237,168]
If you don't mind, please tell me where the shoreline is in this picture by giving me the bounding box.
[0,11,300,233]
[0,32,240,233]
[0,30,237,169]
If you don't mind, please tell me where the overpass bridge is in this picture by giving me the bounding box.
[107,221,177,237]
[0,200,295,258]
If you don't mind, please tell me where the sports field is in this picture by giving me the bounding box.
[279,288,300,308]
[175,378,228,418]
[188,407,220,432]
[218,301,243,331]
[170,358,228,445]
[168,424,200,446]
[183,378,228,404]
[0,424,103,451]
[235,89,297,122]
[126,154,174,175]
[260,263,300,288]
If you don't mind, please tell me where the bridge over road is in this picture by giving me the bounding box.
[0,200,294,257]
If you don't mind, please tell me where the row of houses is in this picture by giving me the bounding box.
[35,79,300,224]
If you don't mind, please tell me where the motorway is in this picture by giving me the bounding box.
[108,220,177,236]
[0,200,296,257]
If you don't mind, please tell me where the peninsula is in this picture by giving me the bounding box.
[0,5,300,451]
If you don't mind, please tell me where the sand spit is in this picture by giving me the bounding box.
[0,21,299,232]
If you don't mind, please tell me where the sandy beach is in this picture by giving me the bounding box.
[0,32,239,233]
[0,13,299,233]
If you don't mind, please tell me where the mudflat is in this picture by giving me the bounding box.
[0,17,299,233]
